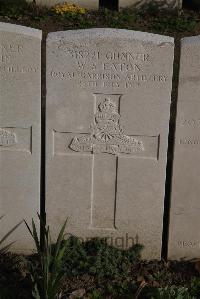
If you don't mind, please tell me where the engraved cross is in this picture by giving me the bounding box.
[67,93,153,230]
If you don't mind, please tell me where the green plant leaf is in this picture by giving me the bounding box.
[0,217,22,255]
[26,217,68,299]
[0,220,22,246]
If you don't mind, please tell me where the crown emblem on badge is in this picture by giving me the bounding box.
[69,98,144,155]
[0,128,17,147]
[93,98,123,143]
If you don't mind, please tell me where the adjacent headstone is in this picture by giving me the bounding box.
[119,0,182,10]
[168,36,200,260]
[46,28,174,259]
[26,0,182,10]
[26,0,99,9]
[0,23,41,252]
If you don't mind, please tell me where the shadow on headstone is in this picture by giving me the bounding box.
[183,0,200,10]
[0,0,27,4]
[129,0,181,11]
[0,0,28,11]
[99,0,118,10]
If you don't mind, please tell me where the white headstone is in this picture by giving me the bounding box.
[46,28,174,259]
[26,0,181,10]
[119,0,182,10]
[26,0,99,9]
[0,23,42,252]
[168,36,200,260]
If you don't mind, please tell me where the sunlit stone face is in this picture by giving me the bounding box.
[46,28,174,259]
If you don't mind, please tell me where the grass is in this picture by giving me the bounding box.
[60,236,143,297]
[25,217,68,299]
[0,236,200,298]
[0,218,199,298]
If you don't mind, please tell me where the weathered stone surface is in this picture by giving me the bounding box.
[0,23,41,252]
[46,28,174,259]
[26,0,99,9]
[119,0,182,10]
[168,36,200,260]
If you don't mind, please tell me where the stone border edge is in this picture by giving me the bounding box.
[181,35,200,46]
[0,22,42,39]
[47,28,174,45]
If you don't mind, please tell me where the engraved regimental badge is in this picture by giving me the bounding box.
[0,128,17,147]
[70,98,144,155]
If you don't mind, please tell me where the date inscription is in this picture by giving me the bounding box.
[50,43,168,90]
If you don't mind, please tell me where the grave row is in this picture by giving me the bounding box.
[0,22,198,260]
[26,0,182,11]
